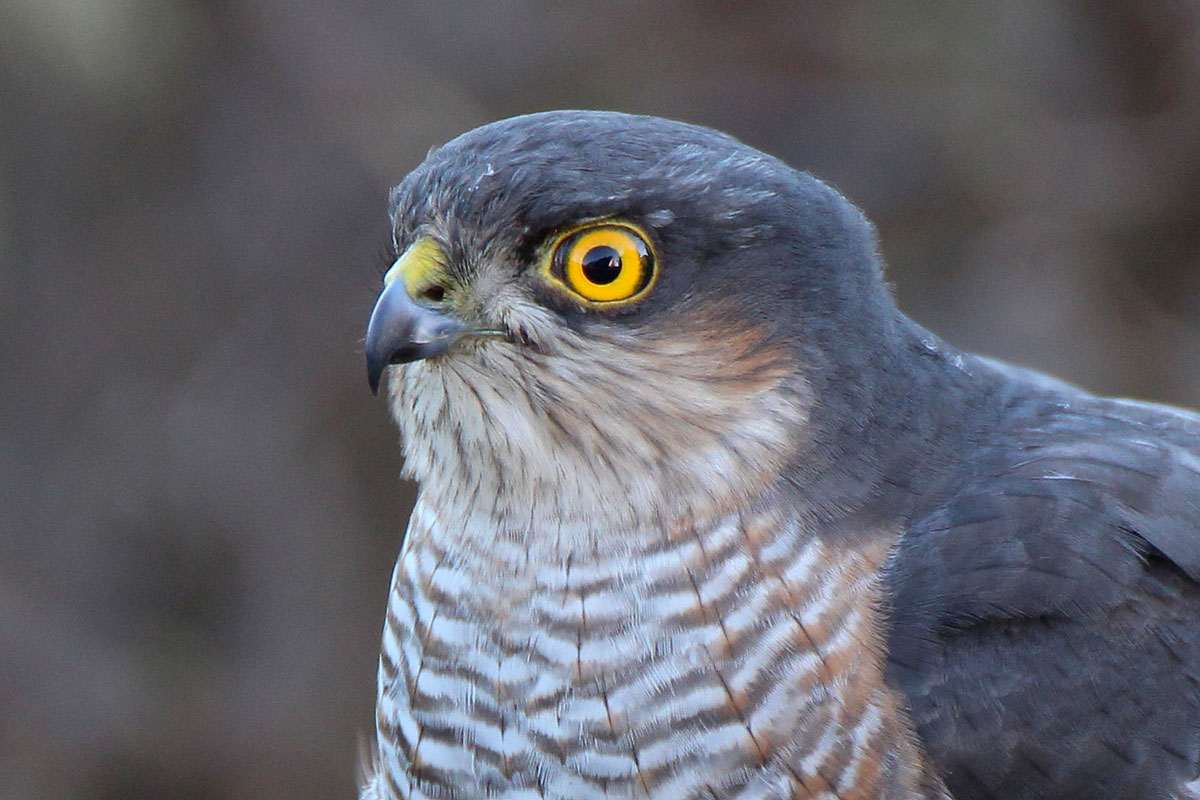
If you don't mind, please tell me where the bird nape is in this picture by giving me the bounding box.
[358,111,1200,800]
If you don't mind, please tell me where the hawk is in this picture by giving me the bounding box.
[360,111,1200,800]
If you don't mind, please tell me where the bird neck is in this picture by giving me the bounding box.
[782,312,991,526]
[390,312,985,562]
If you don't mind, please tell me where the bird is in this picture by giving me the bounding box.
[359,111,1200,800]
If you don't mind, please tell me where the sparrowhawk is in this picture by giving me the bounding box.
[360,111,1200,800]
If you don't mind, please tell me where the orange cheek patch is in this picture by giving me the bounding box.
[637,309,797,396]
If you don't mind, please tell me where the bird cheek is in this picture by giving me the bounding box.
[451,269,508,321]
[468,277,540,331]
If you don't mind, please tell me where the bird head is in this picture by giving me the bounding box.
[366,111,900,539]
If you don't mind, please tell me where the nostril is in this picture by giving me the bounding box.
[419,284,447,304]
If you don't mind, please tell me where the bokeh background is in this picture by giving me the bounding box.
[3,2,1199,798]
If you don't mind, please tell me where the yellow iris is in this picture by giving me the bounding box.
[551,223,656,305]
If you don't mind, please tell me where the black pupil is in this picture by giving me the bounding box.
[581,245,623,284]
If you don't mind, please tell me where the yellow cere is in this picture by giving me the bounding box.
[384,237,450,298]
[554,224,655,304]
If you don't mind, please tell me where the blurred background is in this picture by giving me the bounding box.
[3,2,1199,798]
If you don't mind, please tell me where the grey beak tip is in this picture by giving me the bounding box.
[367,359,384,395]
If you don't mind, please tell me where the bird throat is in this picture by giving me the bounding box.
[386,320,813,548]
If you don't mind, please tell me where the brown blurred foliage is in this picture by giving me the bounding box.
[2,2,1198,798]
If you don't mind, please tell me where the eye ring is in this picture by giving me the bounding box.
[545,222,657,306]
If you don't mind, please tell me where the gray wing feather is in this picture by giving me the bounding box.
[886,392,1200,800]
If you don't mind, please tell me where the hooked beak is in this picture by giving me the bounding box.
[364,278,467,394]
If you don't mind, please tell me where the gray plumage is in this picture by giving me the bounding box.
[364,111,1200,799]
[888,371,1200,798]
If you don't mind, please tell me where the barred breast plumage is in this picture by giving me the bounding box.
[369,494,935,799]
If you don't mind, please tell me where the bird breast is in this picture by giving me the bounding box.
[371,497,936,799]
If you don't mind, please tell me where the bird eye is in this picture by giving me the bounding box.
[548,224,656,305]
